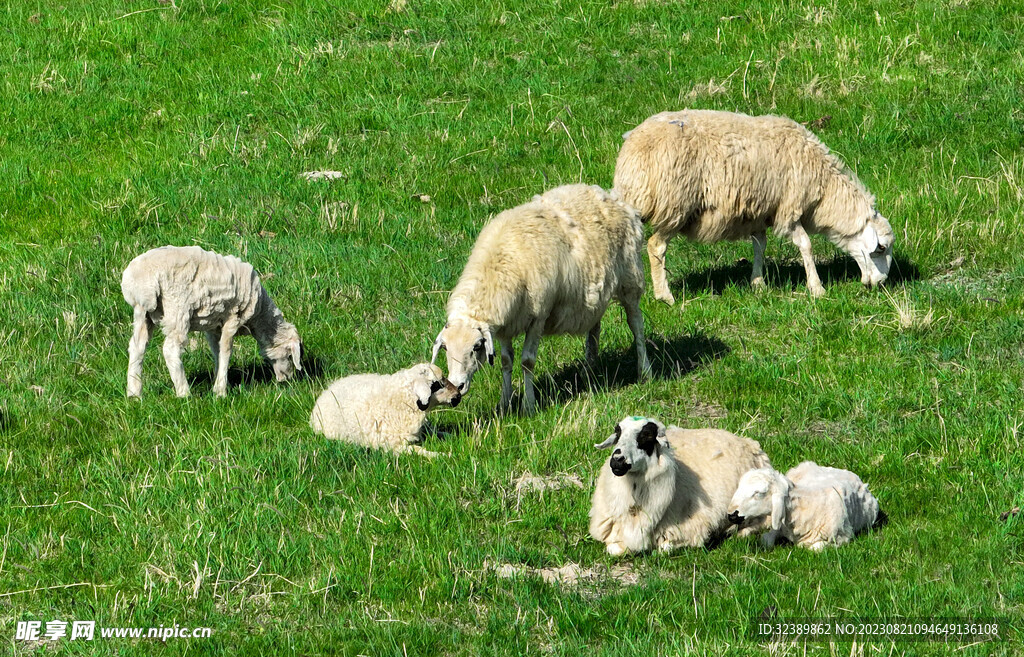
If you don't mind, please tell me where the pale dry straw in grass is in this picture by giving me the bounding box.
[883,288,934,331]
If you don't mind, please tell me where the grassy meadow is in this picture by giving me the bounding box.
[2,0,1023,654]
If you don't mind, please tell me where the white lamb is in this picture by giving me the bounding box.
[727,461,882,551]
[309,363,461,458]
[613,109,896,304]
[121,245,302,398]
[589,416,771,555]
[432,184,652,416]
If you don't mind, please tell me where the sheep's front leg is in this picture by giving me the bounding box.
[211,320,240,398]
[647,231,675,305]
[761,530,780,549]
[585,321,600,366]
[161,328,190,398]
[499,336,515,415]
[126,307,152,398]
[520,321,544,415]
[750,230,767,290]
[789,224,825,297]
[622,295,652,381]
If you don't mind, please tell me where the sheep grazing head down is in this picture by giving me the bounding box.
[408,363,461,411]
[837,211,895,289]
[262,322,303,382]
[595,416,669,476]
[727,468,792,530]
[431,319,494,395]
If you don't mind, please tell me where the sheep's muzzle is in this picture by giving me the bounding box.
[727,511,744,525]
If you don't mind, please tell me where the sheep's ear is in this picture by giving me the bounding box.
[862,224,879,253]
[594,433,618,449]
[291,342,302,371]
[431,330,445,364]
[482,329,495,366]
[770,480,789,531]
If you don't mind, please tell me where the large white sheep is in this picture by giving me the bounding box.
[432,184,652,416]
[121,246,301,398]
[589,416,771,555]
[727,461,882,551]
[310,363,461,458]
[613,110,896,304]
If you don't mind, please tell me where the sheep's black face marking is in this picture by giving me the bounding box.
[430,380,443,394]
[728,511,744,525]
[416,399,430,411]
[637,421,660,456]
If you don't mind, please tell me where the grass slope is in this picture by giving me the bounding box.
[1,0,1023,654]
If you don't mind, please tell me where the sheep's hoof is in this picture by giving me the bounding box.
[126,390,141,399]
[655,291,676,306]
[751,277,766,291]
[808,284,826,298]
[606,543,626,556]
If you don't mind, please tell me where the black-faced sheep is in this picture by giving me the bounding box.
[727,461,882,550]
[589,416,770,555]
[121,246,301,398]
[432,184,652,415]
[310,363,461,458]
[614,110,896,303]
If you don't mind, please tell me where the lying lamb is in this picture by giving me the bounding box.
[727,461,882,551]
[432,184,651,415]
[589,416,770,555]
[310,363,461,458]
[121,246,302,398]
[614,110,896,303]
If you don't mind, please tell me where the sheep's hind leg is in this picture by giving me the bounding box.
[498,336,515,415]
[750,230,767,290]
[126,307,152,398]
[205,331,220,376]
[647,231,675,305]
[520,321,544,415]
[789,224,825,297]
[622,295,652,381]
[162,327,190,398]
[585,321,600,366]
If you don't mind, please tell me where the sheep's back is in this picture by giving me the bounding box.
[451,185,643,336]
[122,246,262,329]
[615,110,840,241]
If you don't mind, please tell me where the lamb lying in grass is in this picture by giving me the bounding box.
[727,461,882,550]
[310,363,461,458]
[121,246,302,398]
[589,416,771,555]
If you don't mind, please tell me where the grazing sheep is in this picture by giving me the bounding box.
[121,246,301,398]
[613,110,896,303]
[589,416,771,555]
[310,363,461,458]
[727,461,882,551]
[432,184,652,415]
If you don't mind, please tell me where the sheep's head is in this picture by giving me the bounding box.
[406,363,461,411]
[727,468,791,531]
[595,416,668,477]
[841,211,895,288]
[431,318,494,395]
[262,321,302,382]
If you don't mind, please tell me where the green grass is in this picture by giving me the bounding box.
[2,0,1023,654]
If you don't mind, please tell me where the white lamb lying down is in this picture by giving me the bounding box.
[589,417,771,555]
[310,363,461,458]
[121,246,302,398]
[727,461,882,551]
